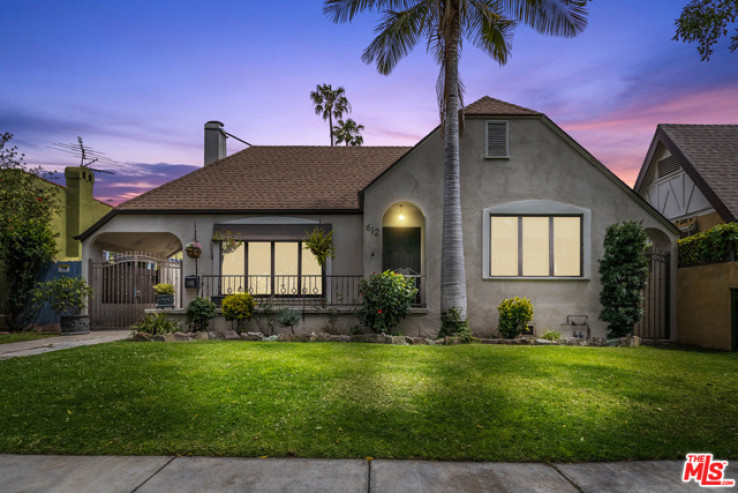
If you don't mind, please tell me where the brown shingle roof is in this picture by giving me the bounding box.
[463,96,540,116]
[659,124,738,221]
[117,146,411,212]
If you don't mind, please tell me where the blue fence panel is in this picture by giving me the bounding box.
[36,261,82,325]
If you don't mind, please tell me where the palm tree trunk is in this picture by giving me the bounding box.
[329,112,334,146]
[440,3,468,321]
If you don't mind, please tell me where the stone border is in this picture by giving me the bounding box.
[131,331,642,347]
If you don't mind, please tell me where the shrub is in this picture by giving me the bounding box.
[277,308,301,334]
[678,222,738,266]
[542,329,561,341]
[357,270,418,334]
[153,283,174,295]
[497,297,534,339]
[599,221,649,338]
[348,324,364,336]
[186,297,216,332]
[252,299,276,335]
[33,276,93,316]
[321,307,342,335]
[221,293,255,333]
[439,307,476,342]
[131,313,180,335]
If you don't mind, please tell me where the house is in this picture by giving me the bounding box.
[634,124,738,237]
[635,124,738,350]
[78,97,677,339]
[0,167,113,328]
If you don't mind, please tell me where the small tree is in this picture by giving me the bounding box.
[222,293,255,333]
[598,221,649,338]
[0,133,59,331]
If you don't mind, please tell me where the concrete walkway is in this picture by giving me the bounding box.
[0,330,130,360]
[1,455,735,492]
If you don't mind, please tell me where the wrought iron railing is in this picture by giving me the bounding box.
[199,274,425,308]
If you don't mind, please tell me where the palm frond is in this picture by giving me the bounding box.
[324,0,415,23]
[506,0,588,37]
[362,2,433,74]
[466,0,515,64]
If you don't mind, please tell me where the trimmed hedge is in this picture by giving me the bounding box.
[678,223,738,267]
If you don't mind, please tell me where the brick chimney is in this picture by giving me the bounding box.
[204,121,227,165]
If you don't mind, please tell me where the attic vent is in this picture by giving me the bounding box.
[657,155,680,178]
[486,121,509,158]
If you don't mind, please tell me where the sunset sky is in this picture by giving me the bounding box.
[2,0,737,205]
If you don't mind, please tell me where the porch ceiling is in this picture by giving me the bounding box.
[92,232,181,258]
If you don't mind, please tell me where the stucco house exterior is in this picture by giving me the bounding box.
[79,96,677,339]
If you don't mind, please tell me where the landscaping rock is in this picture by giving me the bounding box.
[498,339,513,345]
[478,338,499,344]
[329,335,351,343]
[278,333,311,342]
[194,332,209,340]
[264,335,279,342]
[426,338,437,345]
[315,333,332,342]
[605,338,620,346]
[151,335,165,342]
[222,330,240,341]
[208,331,217,340]
[174,332,191,341]
[390,336,407,345]
[163,334,176,342]
[351,334,389,344]
[631,335,641,347]
[535,338,553,345]
[132,331,151,342]
[405,336,426,345]
[240,332,263,341]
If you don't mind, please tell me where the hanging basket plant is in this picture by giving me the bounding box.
[185,240,203,259]
[212,230,243,255]
[303,227,335,267]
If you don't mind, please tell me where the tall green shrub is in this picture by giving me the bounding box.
[497,297,534,339]
[0,132,59,331]
[598,221,649,338]
[186,297,216,332]
[357,270,417,334]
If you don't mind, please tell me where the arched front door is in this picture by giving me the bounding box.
[382,203,424,303]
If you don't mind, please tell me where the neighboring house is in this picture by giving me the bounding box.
[79,97,677,339]
[634,124,738,237]
[0,167,113,328]
[635,124,738,351]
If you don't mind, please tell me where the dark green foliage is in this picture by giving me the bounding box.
[598,221,649,338]
[674,0,738,61]
[678,222,738,266]
[0,133,59,331]
[497,297,534,339]
[186,297,216,332]
[222,293,255,333]
[357,270,418,334]
[131,313,180,335]
[276,307,301,334]
[439,307,476,342]
[33,277,93,316]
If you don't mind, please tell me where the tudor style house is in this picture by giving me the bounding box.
[79,97,677,338]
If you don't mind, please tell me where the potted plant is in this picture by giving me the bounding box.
[153,283,175,308]
[303,227,335,267]
[185,240,203,259]
[33,277,94,335]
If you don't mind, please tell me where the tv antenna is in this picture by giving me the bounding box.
[49,136,118,175]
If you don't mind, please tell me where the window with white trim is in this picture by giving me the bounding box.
[486,120,509,158]
[489,215,582,277]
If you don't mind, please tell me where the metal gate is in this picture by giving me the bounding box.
[89,253,181,330]
[635,252,670,341]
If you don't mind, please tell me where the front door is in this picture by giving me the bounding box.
[382,227,421,273]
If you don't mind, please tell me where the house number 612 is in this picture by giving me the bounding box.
[366,225,379,236]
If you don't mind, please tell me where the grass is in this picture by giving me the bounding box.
[0,333,57,344]
[0,341,736,461]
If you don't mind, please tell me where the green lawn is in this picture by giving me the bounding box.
[0,342,736,461]
[0,333,57,344]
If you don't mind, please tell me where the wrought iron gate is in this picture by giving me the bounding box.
[635,252,670,341]
[89,253,181,330]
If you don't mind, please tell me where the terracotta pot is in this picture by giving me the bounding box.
[186,247,202,259]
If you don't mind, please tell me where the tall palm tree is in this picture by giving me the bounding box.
[310,84,351,146]
[333,118,365,146]
[324,0,588,322]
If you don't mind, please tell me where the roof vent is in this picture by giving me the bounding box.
[657,155,680,178]
[486,121,509,158]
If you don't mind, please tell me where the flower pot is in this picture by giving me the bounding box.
[60,315,90,336]
[156,294,175,308]
[186,247,202,259]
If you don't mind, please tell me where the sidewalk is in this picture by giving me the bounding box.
[0,330,130,360]
[1,455,734,492]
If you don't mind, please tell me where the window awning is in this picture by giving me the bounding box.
[212,224,332,241]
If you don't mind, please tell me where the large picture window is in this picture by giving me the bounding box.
[221,241,323,295]
[489,215,582,277]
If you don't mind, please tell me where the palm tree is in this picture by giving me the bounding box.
[310,84,351,146]
[333,118,365,146]
[324,0,588,322]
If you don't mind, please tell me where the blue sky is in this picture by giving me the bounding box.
[2,0,736,204]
